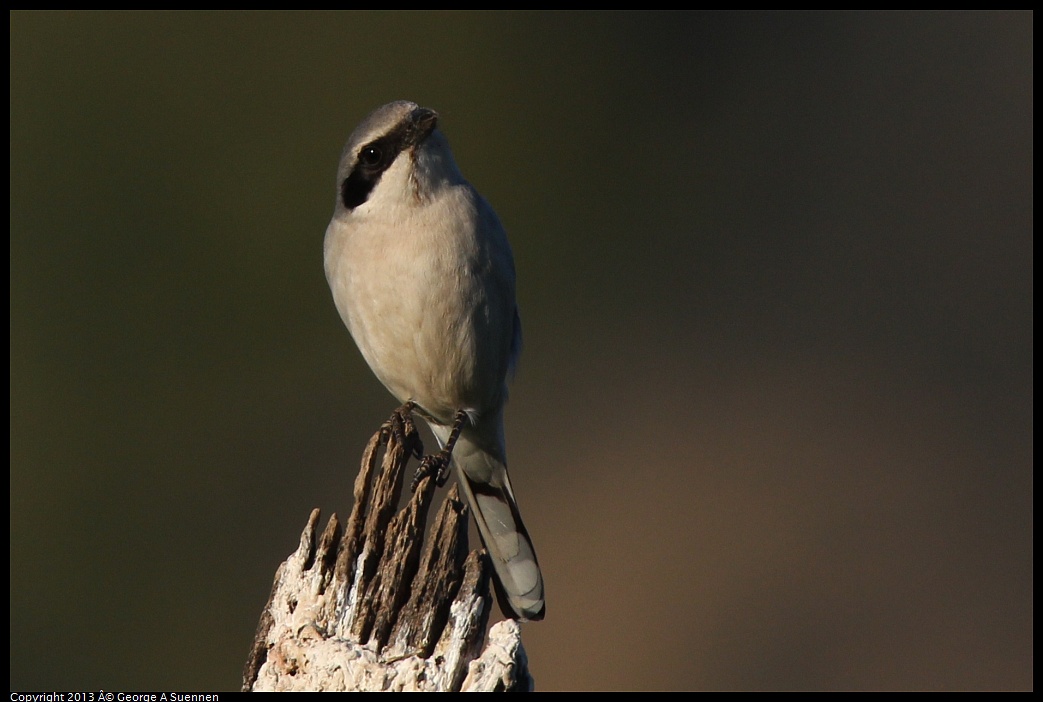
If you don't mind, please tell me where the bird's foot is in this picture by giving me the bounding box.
[410,409,468,492]
[411,449,453,492]
[383,401,424,460]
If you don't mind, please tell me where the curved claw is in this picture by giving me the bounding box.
[411,451,451,492]
[384,401,424,459]
[407,408,469,492]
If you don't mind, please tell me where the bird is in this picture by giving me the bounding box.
[323,101,545,622]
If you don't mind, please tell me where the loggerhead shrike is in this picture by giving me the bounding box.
[323,101,545,621]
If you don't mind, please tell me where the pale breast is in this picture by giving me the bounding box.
[324,185,514,424]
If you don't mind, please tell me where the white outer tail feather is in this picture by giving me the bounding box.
[432,427,545,621]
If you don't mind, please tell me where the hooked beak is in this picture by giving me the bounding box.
[408,107,438,145]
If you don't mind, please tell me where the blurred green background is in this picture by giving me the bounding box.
[10,11,1032,691]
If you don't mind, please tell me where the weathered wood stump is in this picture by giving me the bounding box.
[242,417,533,691]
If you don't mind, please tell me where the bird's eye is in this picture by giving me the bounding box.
[359,146,383,167]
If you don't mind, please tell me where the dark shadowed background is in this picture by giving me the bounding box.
[10,11,1032,691]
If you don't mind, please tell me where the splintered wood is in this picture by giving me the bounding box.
[242,419,533,692]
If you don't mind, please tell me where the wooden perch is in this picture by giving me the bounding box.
[242,417,534,692]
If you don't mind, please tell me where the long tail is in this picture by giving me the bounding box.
[433,426,545,621]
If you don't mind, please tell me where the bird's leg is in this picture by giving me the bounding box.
[411,409,468,491]
[383,400,424,459]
